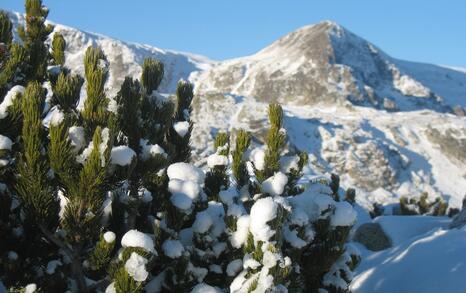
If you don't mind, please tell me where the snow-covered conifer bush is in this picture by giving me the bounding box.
[0,1,359,292]
[398,192,449,216]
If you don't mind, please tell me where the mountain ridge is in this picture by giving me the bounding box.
[4,11,466,210]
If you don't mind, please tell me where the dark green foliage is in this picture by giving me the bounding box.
[51,32,66,66]
[231,130,251,188]
[168,80,194,162]
[286,151,309,196]
[51,72,83,112]
[399,192,448,216]
[174,80,193,121]
[0,11,13,45]
[114,266,143,293]
[0,87,23,137]
[301,218,353,292]
[345,188,356,205]
[0,44,28,97]
[329,173,340,201]
[141,58,164,95]
[82,46,109,133]
[369,203,384,218]
[17,0,54,82]
[88,234,115,272]
[15,82,58,228]
[204,132,230,201]
[115,77,142,150]
[256,103,286,181]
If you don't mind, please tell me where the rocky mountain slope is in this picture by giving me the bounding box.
[6,12,466,209]
[194,21,466,111]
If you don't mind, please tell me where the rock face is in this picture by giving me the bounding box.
[353,223,392,251]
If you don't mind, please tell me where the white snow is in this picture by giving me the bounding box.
[42,107,65,127]
[167,162,205,183]
[0,85,24,119]
[7,251,18,261]
[24,284,37,293]
[103,231,116,243]
[145,270,166,293]
[139,138,167,160]
[0,135,13,150]
[283,226,307,248]
[249,148,265,171]
[138,188,153,203]
[226,259,243,277]
[207,153,228,168]
[191,283,221,293]
[261,172,288,196]
[331,201,357,227]
[162,239,184,259]
[68,126,86,153]
[262,250,279,268]
[219,187,238,206]
[46,260,62,275]
[393,72,431,97]
[168,179,201,210]
[279,156,300,173]
[125,252,149,282]
[250,197,278,242]
[105,282,116,293]
[192,210,213,234]
[110,146,136,166]
[121,229,156,254]
[173,121,190,137]
[352,226,466,293]
[231,215,250,248]
[167,163,205,211]
[373,215,450,246]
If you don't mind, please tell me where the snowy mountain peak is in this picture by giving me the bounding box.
[195,20,465,112]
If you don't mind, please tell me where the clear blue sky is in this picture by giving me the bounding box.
[2,0,465,67]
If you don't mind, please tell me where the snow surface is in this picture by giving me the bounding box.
[0,85,24,119]
[121,229,156,254]
[162,239,185,259]
[110,146,136,166]
[261,172,288,196]
[193,210,213,234]
[24,284,37,293]
[167,162,205,183]
[191,283,221,293]
[331,201,357,227]
[139,139,167,160]
[207,153,228,168]
[352,224,466,293]
[168,179,202,210]
[250,197,278,242]
[0,135,13,150]
[68,126,86,153]
[173,121,190,138]
[125,252,149,282]
[103,231,116,243]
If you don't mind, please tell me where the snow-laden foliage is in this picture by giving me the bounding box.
[0,1,359,292]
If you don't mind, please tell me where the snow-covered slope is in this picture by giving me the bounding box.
[8,11,214,97]
[350,216,466,293]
